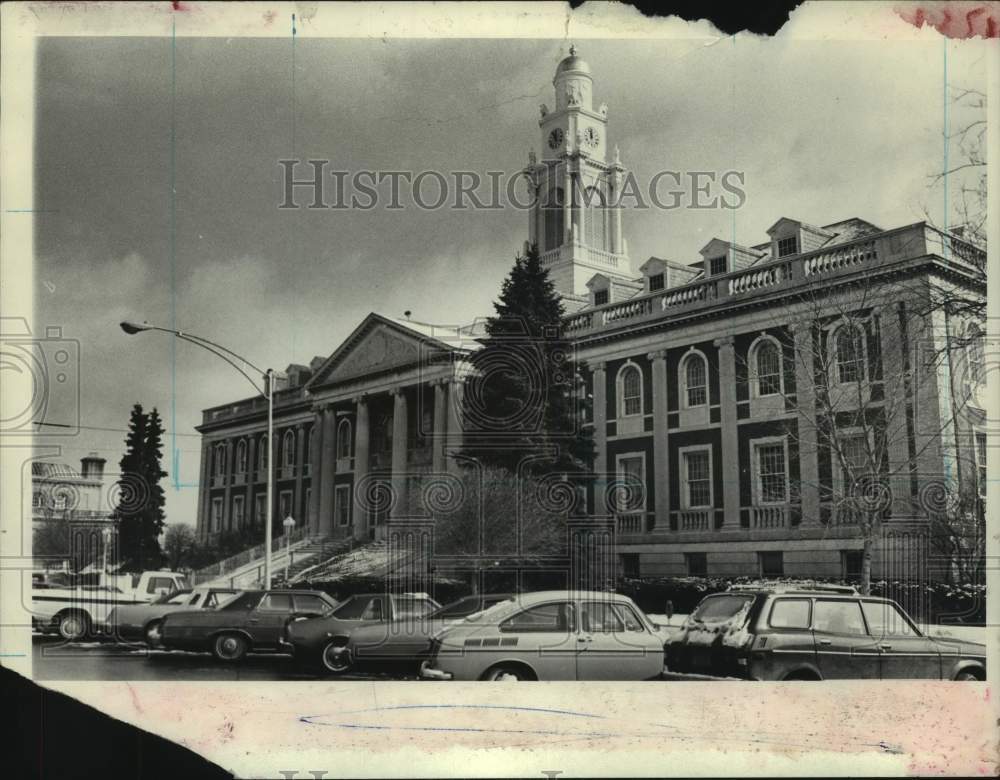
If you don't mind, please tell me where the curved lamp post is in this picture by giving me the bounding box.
[120,320,277,588]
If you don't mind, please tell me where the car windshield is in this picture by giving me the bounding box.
[156,589,193,605]
[690,594,755,623]
[463,597,519,623]
[428,597,489,620]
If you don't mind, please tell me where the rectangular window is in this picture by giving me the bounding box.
[754,440,788,504]
[709,256,727,276]
[616,455,646,512]
[769,598,811,629]
[758,550,784,577]
[838,434,869,496]
[232,496,245,527]
[975,432,987,497]
[335,485,352,526]
[254,494,266,525]
[813,599,867,635]
[681,448,712,508]
[620,553,640,578]
[279,490,293,521]
[594,289,609,306]
[211,498,223,531]
[648,273,665,292]
[685,552,708,576]
[777,236,799,257]
[842,550,864,582]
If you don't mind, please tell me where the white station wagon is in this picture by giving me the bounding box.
[420,590,670,681]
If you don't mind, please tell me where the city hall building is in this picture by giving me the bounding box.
[194,51,987,582]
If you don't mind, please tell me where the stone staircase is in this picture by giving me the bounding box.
[272,536,356,586]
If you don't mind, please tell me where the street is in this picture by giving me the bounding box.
[31,636,420,682]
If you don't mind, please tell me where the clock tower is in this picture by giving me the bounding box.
[524,46,631,299]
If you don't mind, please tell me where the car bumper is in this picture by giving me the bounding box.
[419,660,453,680]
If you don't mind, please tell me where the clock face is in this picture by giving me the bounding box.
[547,127,564,150]
[583,126,600,147]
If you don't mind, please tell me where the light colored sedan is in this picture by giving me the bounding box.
[106,586,239,645]
[419,591,670,681]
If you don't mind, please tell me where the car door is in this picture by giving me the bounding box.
[292,593,331,619]
[246,592,295,647]
[760,598,817,680]
[860,600,941,679]
[576,600,662,680]
[495,600,578,680]
[811,599,880,679]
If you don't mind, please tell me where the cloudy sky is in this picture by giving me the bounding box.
[32,34,986,527]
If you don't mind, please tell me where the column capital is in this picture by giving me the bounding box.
[713,335,735,348]
[352,393,368,406]
[389,386,405,398]
[296,422,305,431]
[587,359,606,373]
[311,401,329,413]
[646,349,667,363]
[788,320,813,335]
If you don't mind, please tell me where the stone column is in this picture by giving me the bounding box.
[222,438,235,531]
[790,324,821,524]
[577,169,586,246]
[714,337,741,529]
[433,379,448,473]
[611,170,623,255]
[318,405,337,536]
[445,378,465,472]
[591,361,608,514]
[648,350,669,531]
[197,441,211,538]
[308,410,322,533]
[391,388,409,516]
[244,436,255,530]
[294,423,306,526]
[879,303,916,516]
[353,395,370,540]
[562,162,573,246]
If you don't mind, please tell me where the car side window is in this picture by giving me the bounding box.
[612,604,646,632]
[333,597,368,620]
[258,594,293,612]
[769,598,811,629]
[293,594,328,614]
[147,577,176,595]
[360,598,384,621]
[860,601,918,637]
[813,600,868,635]
[582,602,625,633]
[500,602,572,633]
[393,597,436,619]
[188,593,202,606]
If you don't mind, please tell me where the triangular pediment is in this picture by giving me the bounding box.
[305,314,452,390]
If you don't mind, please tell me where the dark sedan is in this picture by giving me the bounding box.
[160,589,337,662]
[282,591,440,673]
[342,593,515,673]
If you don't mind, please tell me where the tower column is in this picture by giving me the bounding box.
[432,379,448,473]
[319,405,337,536]
[308,409,322,533]
[714,337,741,529]
[353,395,370,540]
[391,387,409,516]
[648,351,669,531]
[562,161,573,246]
[591,361,607,514]
[244,435,255,529]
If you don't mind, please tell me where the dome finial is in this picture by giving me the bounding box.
[569,43,576,56]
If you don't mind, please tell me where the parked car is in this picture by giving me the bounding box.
[665,583,987,680]
[419,591,670,681]
[31,570,190,641]
[106,587,239,645]
[159,589,337,662]
[332,593,515,674]
[282,592,441,673]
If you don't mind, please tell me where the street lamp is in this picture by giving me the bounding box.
[119,320,278,588]
[283,515,296,579]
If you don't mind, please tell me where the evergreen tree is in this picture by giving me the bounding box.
[114,404,167,571]
[460,243,593,476]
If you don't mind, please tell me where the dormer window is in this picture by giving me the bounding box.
[708,256,727,276]
[648,273,664,292]
[777,236,799,257]
[594,289,609,306]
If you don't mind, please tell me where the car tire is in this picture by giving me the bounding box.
[321,640,353,675]
[212,633,248,662]
[57,611,91,642]
[144,620,163,648]
[482,664,533,682]
[954,670,982,681]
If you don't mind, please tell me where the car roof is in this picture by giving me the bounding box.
[507,590,635,605]
[726,582,860,596]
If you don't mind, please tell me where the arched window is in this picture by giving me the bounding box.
[543,186,564,252]
[258,436,268,471]
[235,439,248,473]
[835,324,865,383]
[617,363,642,417]
[282,430,295,467]
[337,418,352,460]
[967,324,984,385]
[682,352,708,408]
[585,187,607,251]
[752,338,782,397]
